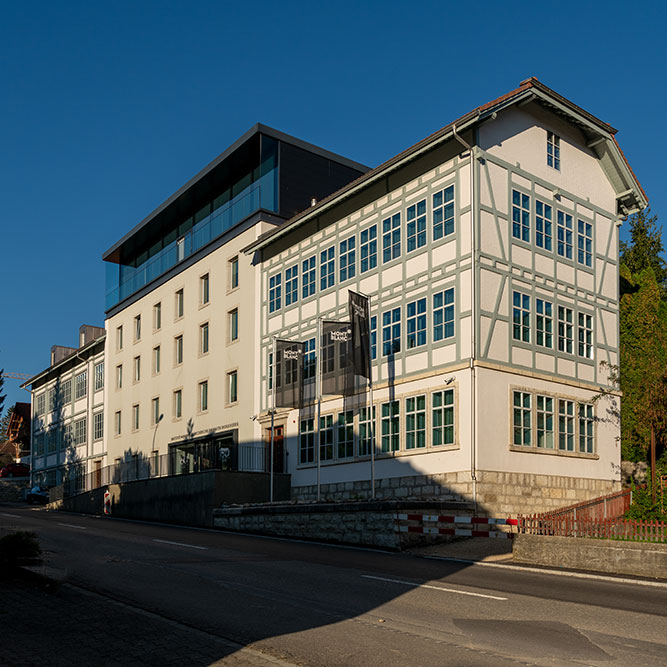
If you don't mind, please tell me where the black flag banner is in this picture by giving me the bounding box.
[320,320,354,397]
[274,339,306,409]
[349,290,371,380]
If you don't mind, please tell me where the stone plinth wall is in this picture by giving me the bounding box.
[291,470,620,517]
[513,534,667,578]
[0,479,30,502]
[213,500,473,550]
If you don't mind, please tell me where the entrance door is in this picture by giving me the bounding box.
[268,426,284,473]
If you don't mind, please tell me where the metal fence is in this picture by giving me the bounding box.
[531,487,633,523]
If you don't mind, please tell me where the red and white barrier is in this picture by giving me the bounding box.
[394,513,518,539]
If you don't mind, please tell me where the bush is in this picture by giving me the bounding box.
[624,483,667,521]
[0,531,41,566]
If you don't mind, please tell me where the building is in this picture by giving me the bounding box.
[246,77,646,515]
[102,125,368,476]
[22,325,106,488]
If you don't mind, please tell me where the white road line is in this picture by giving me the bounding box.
[152,538,208,550]
[361,574,508,600]
[58,522,87,530]
[1,512,21,518]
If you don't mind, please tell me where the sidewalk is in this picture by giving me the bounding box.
[407,536,514,562]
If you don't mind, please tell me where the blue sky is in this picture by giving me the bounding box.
[1,1,665,410]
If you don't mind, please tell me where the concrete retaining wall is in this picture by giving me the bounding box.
[0,479,30,503]
[513,534,667,579]
[213,500,474,550]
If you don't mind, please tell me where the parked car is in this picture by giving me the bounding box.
[27,485,49,505]
[0,462,30,478]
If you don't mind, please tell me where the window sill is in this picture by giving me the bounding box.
[509,445,598,460]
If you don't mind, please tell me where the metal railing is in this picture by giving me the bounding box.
[530,487,633,522]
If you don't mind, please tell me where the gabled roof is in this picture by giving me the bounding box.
[245,77,647,254]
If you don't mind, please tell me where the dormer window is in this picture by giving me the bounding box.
[547,131,560,170]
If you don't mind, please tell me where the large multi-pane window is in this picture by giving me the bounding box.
[94,362,104,391]
[406,298,426,349]
[62,379,72,404]
[339,235,356,282]
[285,264,299,306]
[557,211,573,259]
[512,291,530,342]
[535,200,553,251]
[405,395,426,449]
[512,190,530,242]
[269,273,282,313]
[432,389,454,446]
[433,288,455,341]
[303,337,316,381]
[75,371,87,400]
[47,428,58,454]
[73,417,87,446]
[320,246,335,291]
[535,299,553,348]
[93,412,104,441]
[302,256,316,298]
[36,393,45,416]
[359,406,375,456]
[48,388,56,412]
[578,313,593,359]
[577,219,592,267]
[337,411,354,459]
[558,400,575,451]
[360,225,377,273]
[433,185,454,240]
[299,418,314,463]
[382,308,401,355]
[381,401,400,452]
[579,403,594,453]
[319,415,334,461]
[558,306,574,354]
[406,199,426,252]
[547,131,560,170]
[536,395,554,449]
[63,423,72,449]
[382,213,401,262]
[370,316,377,360]
[513,391,531,446]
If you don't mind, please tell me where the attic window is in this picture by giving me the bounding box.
[547,131,560,170]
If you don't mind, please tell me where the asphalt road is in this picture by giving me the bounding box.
[2,504,667,666]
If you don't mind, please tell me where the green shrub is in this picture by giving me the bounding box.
[0,531,41,566]
[624,482,667,521]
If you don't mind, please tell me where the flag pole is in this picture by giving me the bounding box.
[316,317,322,501]
[270,335,276,503]
[367,295,375,500]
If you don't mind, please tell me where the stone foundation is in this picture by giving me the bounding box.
[291,470,620,517]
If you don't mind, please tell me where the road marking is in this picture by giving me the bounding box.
[58,522,87,530]
[361,574,508,600]
[1,512,21,518]
[152,539,208,550]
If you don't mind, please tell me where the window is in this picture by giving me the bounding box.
[175,289,184,318]
[93,412,104,441]
[370,316,377,360]
[320,246,335,291]
[151,397,160,426]
[319,415,334,461]
[512,190,530,242]
[579,403,594,453]
[558,400,574,451]
[381,401,400,452]
[432,389,454,446]
[382,213,401,262]
[229,257,239,289]
[75,371,87,400]
[535,299,553,348]
[547,131,560,170]
[134,315,141,341]
[405,395,426,449]
[337,411,354,459]
[406,298,427,349]
[229,309,238,342]
[513,391,531,446]
[153,302,162,330]
[360,225,377,273]
[47,428,57,453]
[228,371,238,404]
[406,199,426,252]
[303,337,316,381]
[48,388,56,412]
[132,404,140,431]
[269,273,281,313]
[433,185,455,240]
[133,356,141,383]
[199,381,208,412]
[200,323,209,355]
[577,219,592,267]
[339,235,356,282]
[93,362,104,391]
[200,273,210,305]
[578,313,593,359]
[535,200,552,251]
[175,335,183,365]
[512,291,530,343]
[382,307,401,355]
[173,389,182,419]
[302,256,316,298]
[558,306,574,354]
[557,211,573,259]
[116,364,123,389]
[73,417,87,446]
[153,346,161,374]
[536,395,554,449]
[114,411,121,436]
[285,264,299,306]
[116,325,123,351]
[359,406,375,456]
[299,418,314,464]
[433,288,455,341]
[62,379,72,404]
[36,393,45,416]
